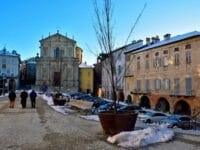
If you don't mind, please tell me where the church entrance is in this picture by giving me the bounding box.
[53,72,61,86]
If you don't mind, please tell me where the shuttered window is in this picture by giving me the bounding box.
[174,78,180,95]
[137,80,141,91]
[146,79,150,91]
[185,77,192,95]
[154,79,161,90]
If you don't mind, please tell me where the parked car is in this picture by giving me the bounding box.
[117,104,141,112]
[160,115,194,129]
[97,102,122,112]
[138,110,168,123]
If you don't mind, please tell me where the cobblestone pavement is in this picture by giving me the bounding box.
[0,96,200,150]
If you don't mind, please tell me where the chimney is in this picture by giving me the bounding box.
[146,37,151,45]
[155,35,160,42]
[151,37,156,43]
[164,33,171,40]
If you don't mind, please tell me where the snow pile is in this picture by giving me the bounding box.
[107,125,174,148]
[80,115,100,122]
[40,94,74,114]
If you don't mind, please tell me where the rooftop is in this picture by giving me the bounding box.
[132,31,200,54]
[0,48,19,57]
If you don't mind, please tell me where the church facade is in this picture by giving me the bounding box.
[36,32,82,92]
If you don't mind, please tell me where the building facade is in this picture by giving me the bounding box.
[79,62,94,94]
[101,46,126,101]
[36,32,81,92]
[20,57,37,88]
[0,48,20,93]
[126,31,200,116]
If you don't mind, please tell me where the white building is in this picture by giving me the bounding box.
[0,48,20,93]
[101,40,143,101]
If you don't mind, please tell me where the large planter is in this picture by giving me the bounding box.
[98,110,138,135]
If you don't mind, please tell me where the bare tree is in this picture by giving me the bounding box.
[93,0,146,112]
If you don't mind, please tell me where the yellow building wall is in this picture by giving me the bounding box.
[129,36,200,116]
[80,68,94,93]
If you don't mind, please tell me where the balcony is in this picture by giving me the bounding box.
[169,90,195,98]
[131,89,151,95]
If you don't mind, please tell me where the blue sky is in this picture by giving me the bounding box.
[0,0,200,64]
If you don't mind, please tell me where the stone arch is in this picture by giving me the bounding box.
[174,100,191,115]
[155,97,170,112]
[139,95,151,108]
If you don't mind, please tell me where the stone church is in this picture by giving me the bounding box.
[36,32,82,92]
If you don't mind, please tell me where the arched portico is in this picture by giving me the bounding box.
[139,96,151,108]
[174,100,191,115]
[155,97,170,112]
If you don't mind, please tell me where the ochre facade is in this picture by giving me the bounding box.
[125,34,200,117]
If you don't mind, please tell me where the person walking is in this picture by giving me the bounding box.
[29,90,37,108]
[20,90,28,108]
[8,90,16,108]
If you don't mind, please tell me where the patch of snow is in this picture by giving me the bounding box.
[107,125,174,148]
[40,93,74,115]
[80,115,99,122]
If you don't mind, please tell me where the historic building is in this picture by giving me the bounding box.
[125,31,200,116]
[36,32,82,92]
[101,46,126,101]
[79,62,94,94]
[124,40,144,102]
[0,47,20,93]
[101,40,144,101]
[20,57,37,88]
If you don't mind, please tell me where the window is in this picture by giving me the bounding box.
[186,51,191,64]
[146,79,150,91]
[185,44,191,49]
[174,47,179,52]
[174,48,180,65]
[174,78,180,95]
[2,58,6,64]
[163,79,170,90]
[54,47,60,59]
[154,58,161,68]
[154,52,161,68]
[145,55,149,69]
[185,77,192,95]
[154,79,161,90]
[136,80,141,91]
[2,64,6,69]
[137,56,140,70]
[163,50,168,54]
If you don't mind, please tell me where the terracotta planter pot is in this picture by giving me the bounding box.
[98,110,138,135]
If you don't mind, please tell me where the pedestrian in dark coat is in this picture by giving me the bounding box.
[20,90,28,108]
[8,90,16,108]
[30,90,37,108]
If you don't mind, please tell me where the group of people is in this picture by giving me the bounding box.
[8,90,37,109]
